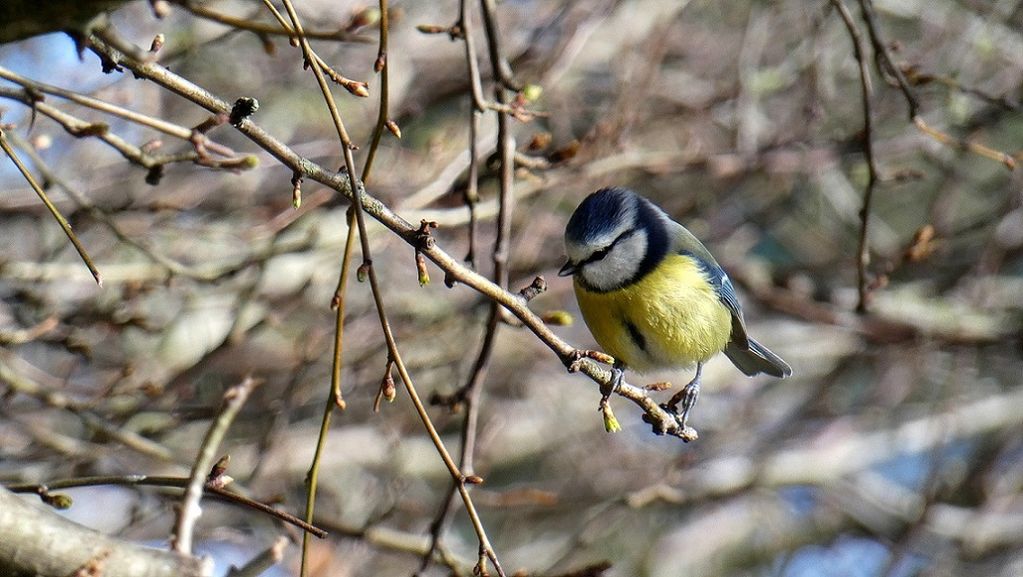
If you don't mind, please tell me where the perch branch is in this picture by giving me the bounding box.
[86,25,705,444]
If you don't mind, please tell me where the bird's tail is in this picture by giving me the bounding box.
[724,337,792,378]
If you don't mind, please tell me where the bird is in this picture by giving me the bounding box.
[558,187,791,429]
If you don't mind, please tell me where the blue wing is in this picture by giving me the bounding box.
[683,251,750,350]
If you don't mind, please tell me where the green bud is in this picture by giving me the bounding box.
[521,84,543,102]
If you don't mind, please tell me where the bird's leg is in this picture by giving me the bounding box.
[595,361,625,432]
[600,360,625,401]
[678,362,702,428]
[667,362,702,429]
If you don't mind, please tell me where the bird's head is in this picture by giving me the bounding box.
[559,187,668,292]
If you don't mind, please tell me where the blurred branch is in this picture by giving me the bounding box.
[179,2,372,44]
[622,388,1023,572]
[419,0,519,571]
[0,315,58,345]
[856,0,1016,170]
[315,517,473,575]
[6,475,325,537]
[225,537,288,577]
[0,65,237,158]
[0,129,274,283]
[268,1,506,573]
[172,376,258,555]
[0,486,211,577]
[0,85,258,175]
[631,387,1023,507]
[0,351,175,461]
[0,226,319,284]
[300,0,396,568]
[0,124,102,285]
[731,267,1019,345]
[1,231,318,289]
[831,0,879,314]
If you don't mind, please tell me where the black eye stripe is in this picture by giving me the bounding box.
[581,228,637,266]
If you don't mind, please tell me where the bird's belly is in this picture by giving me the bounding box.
[574,255,732,372]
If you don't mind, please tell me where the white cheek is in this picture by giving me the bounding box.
[581,233,647,291]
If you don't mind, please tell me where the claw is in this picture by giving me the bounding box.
[600,364,624,400]
[666,362,703,429]
[677,381,700,429]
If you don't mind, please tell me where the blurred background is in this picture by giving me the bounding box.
[1,1,1022,576]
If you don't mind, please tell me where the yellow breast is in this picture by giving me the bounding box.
[573,254,732,372]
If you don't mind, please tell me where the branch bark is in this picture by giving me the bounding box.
[0,488,211,577]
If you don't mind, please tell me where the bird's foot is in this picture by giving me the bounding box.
[664,363,703,432]
[599,364,624,400]
[665,379,701,428]
[675,380,700,430]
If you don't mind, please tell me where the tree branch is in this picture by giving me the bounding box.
[0,487,211,577]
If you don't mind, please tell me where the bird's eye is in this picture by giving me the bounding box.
[582,229,635,266]
[589,245,611,262]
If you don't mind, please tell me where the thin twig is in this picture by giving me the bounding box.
[5,475,324,537]
[183,3,372,44]
[831,0,879,313]
[265,3,367,575]
[84,26,702,441]
[464,107,482,267]
[0,125,101,285]
[478,0,519,91]
[418,2,538,120]
[259,0,368,98]
[362,0,392,182]
[225,537,289,577]
[300,216,356,575]
[460,2,488,113]
[855,0,918,118]
[0,86,256,174]
[172,376,258,554]
[0,65,236,158]
[912,115,1016,170]
[270,1,509,574]
[0,352,175,461]
[1,130,244,282]
[419,3,518,573]
[856,0,1015,170]
[418,1,510,570]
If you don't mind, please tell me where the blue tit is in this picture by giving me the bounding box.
[558,187,791,428]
